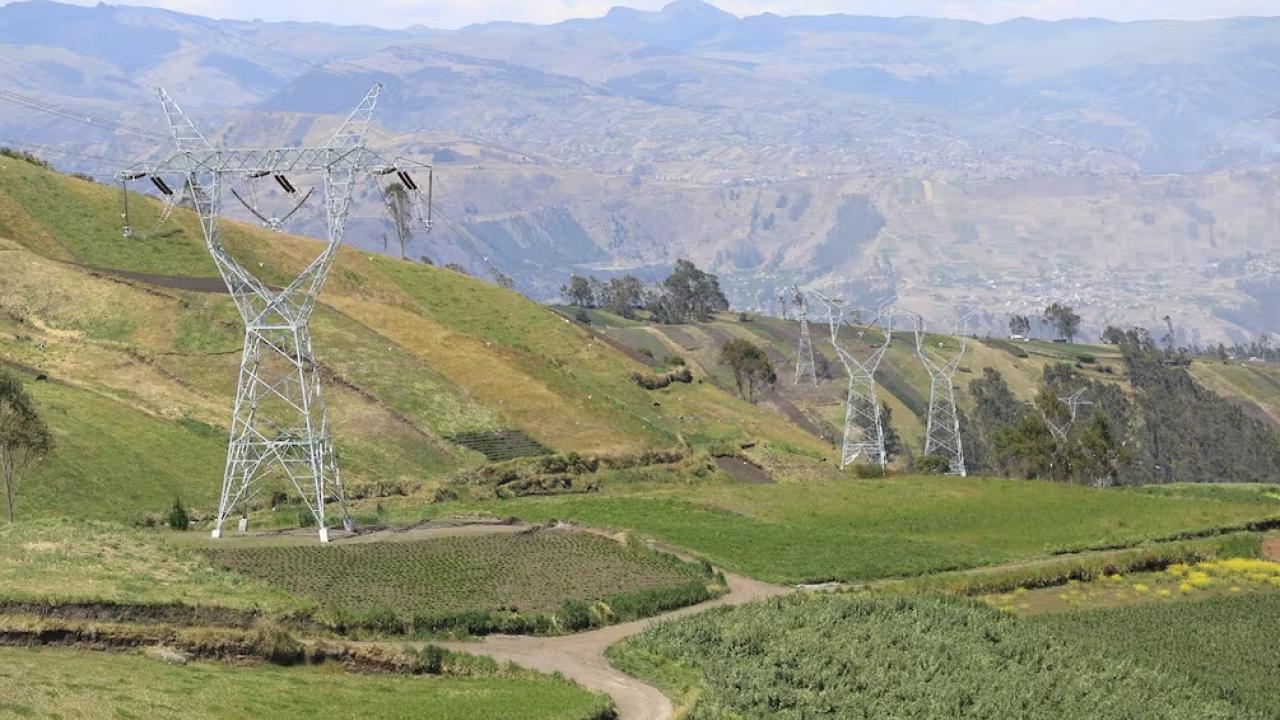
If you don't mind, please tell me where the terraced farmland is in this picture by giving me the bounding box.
[207,529,714,628]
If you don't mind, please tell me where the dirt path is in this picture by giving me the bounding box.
[439,569,786,720]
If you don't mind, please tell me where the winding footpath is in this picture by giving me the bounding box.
[440,570,787,720]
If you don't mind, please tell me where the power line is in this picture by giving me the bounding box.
[0,139,133,167]
[0,88,168,141]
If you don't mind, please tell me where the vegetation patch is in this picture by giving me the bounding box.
[0,644,614,720]
[892,532,1263,597]
[447,449,691,499]
[0,519,306,614]
[206,529,719,635]
[609,593,1257,719]
[480,477,1280,584]
[446,429,552,461]
[630,366,693,390]
[1039,594,1280,717]
[984,555,1280,615]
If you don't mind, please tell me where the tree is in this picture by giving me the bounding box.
[650,259,729,323]
[1042,303,1082,342]
[0,370,54,523]
[880,402,902,463]
[601,275,645,319]
[1008,315,1032,337]
[719,338,775,403]
[383,181,414,259]
[967,367,1026,470]
[561,275,595,307]
[991,415,1057,479]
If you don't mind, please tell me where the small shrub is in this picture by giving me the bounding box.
[557,599,593,632]
[666,354,686,366]
[251,623,305,665]
[574,308,591,324]
[167,498,190,531]
[849,463,886,479]
[738,312,751,322]
[362,605,404,634]
[1077,353,1097,364]
[915,455,951,475]
[417,643,446,674]
[638,347,655,359]
[295,505,316,527]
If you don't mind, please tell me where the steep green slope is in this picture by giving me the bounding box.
[0,157,828,522]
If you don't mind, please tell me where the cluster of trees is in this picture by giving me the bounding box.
[966,326,1280,485]
[561,259,728,324]
[965,365,1129,486]
[1007,303,1082,341]
[561,274,647,319]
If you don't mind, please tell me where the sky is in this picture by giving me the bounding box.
[7,0,1279,29]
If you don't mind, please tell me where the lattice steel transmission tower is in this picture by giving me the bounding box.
[1042,389,1093,442]
[913,314,970,476]
[121,84,432,543]
[792,286,818,385]
[811,291,893,468]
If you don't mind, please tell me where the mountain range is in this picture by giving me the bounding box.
[0,0,1277,342]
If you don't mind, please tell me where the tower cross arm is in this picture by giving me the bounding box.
[119,146,430,179]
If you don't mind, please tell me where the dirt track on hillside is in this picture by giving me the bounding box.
[439,569,786,720]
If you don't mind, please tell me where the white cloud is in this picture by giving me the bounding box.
[6,0,1278,28]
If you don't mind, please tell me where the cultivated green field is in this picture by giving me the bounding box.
[609,594,1259,719]
[207,529,716,629]
[1039,594,1280,717]
[0,646,612,720]
[390,477,1280,583]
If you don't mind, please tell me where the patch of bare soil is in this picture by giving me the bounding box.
[713,456,775,485]
[1263,535,1280,562]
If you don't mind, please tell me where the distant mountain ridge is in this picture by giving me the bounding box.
[0,0,1277,342]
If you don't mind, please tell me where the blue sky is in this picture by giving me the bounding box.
[7,0,1279,28]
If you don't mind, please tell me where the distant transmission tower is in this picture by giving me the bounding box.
[811,291,892,468]
[913,314,970,476]
[121,84,433,543]
[792,286,818,385]
[1042,389,1093,442]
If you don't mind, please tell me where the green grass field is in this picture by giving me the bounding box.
[206,529,712,625]
[609,593,1258,719]
[1039,594,1280,717]
[0,519,306,613]
[0,646,612,720]
[384,477,1280,584]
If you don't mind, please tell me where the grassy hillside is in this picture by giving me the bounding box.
[0,156,827,522]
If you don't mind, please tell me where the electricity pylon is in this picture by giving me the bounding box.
[811,291,892,468]
[792,286,818,385]
[913,313,970,476]
[1042,388,1093,442]
[121,84,432,543]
